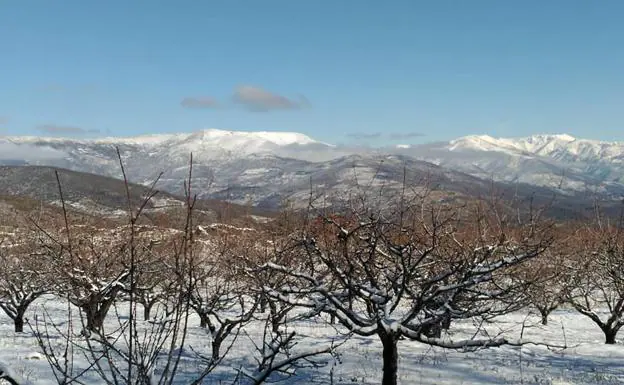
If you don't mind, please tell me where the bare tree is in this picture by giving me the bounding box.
[566,210,624,344]
[236,309,339,385]
[31,155,197,385]
[131,259,169,321]
[0,230,49,332]
[233,214,341,385]
[258,190,554,385]
[41,225,131,333]
[519,236,573,326]
[187,258,258,361]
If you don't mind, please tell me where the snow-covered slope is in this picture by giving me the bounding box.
[448,133,624,164]
[2,128,336,187]
[3,297,624,384]
[8,128,324,156]
[2,129,624,208]
[449,134,575,155]
[1,129,347,207]
[392,133,624,197]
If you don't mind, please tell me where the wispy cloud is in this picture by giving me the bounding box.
[180,96,219,109]
[346,132,382,140]
[233,85,310,112]
[0,142,67,160]
[346,132,426,141]
[36,124,100,135]
[388,132,426,140]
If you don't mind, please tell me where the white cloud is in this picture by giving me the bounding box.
[37,124,99,135]
[346,132,382,140]
[0,142,67,161]
[233,85,309,112]
[388,132,426,140]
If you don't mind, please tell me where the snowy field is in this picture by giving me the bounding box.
[1,297,624,385]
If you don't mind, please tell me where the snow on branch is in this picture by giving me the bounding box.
[0,361,36,385]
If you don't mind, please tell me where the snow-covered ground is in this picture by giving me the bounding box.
[1,297,623,384]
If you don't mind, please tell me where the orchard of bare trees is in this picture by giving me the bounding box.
[1,158,624,385]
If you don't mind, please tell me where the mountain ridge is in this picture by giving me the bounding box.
[447,133,624,164]
[2,129,624,211]
[5,128,323,148]
[0,165,274,224]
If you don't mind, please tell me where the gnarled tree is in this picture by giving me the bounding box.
[0,229,50,332]
[566,213,624,344]
[259,191,553,385]
[510,226,575,326]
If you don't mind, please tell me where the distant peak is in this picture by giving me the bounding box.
[5,128,336,156]
[451,134,494,142]
[554,133,576,141]
[451,133,578,146]
[526,133,576,142]
[188,128,319,146]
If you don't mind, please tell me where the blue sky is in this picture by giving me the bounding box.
[1,1,623,144]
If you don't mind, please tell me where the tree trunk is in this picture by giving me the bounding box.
[199,313,208,328]
[83,305,105,332]
[379,331,399,385]
[271,318,281,334]
[143,301,154,321]
[0,303,32,333]
[268,301,282,334]
[199,312,216,333]
[538,307,550,326]
[14,315,24,333]
[212,338,222,361]
[82,298,114,332]
[603,327,618,344]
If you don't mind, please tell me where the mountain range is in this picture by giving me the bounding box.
[1,129,623,216]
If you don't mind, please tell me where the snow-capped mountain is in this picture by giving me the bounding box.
[2,129,624,210]
[387,133,624,197]
[0,129,347,207]
[448,134,577,154]
[447,134,624,165]
[8,128,327,160]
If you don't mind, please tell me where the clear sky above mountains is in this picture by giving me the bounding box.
[1,1,623,145]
